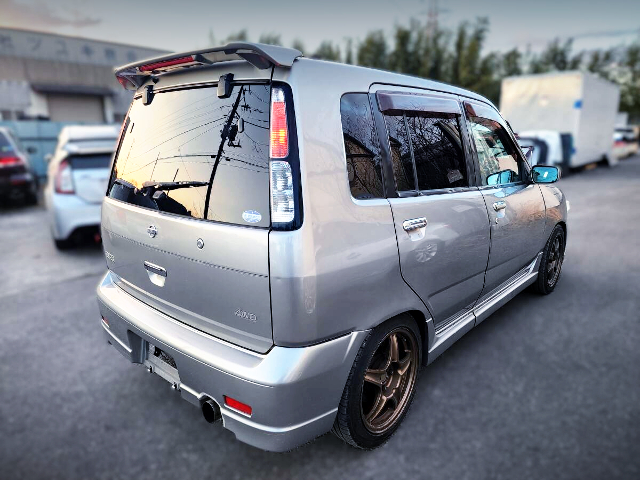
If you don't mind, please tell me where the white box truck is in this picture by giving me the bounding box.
[500,71,620,168]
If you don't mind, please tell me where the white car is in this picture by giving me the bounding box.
[44,125,118,249]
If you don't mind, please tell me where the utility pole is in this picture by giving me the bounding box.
[426,0,439,40]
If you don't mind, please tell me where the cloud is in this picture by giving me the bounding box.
[0,0,101,28]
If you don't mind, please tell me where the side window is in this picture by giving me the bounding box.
[467,113,524,186]
[385,115,416,192]
[340,93,384,200]
[405,113,467,190]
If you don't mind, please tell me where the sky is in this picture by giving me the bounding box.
[1,0,639,55]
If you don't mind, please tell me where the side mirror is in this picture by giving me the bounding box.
[532,165,559,184]
[26,146,37,154]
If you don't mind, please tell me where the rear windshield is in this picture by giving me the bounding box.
[69,153,112,170]
[108,83,271,228]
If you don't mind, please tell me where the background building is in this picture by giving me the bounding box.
[0,27,168,177]
[0,27,167,123]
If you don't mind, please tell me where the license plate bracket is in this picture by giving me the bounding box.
[144,342,181,387]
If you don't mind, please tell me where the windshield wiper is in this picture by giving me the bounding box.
[140,181,209,193]
[140,180,208,194]
[113,178,207,194]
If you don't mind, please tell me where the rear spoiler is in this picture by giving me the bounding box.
[114,42,303,91]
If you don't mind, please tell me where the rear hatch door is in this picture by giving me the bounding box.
[102,82,273,353]
[69,152,112,203]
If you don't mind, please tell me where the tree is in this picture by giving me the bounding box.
[258,33,281,46]
[389,25,419,74]
[292,39,305,55]
[502,48,522,77]
[313,41,341,61]
[417,23,450,82]
[620,43,640,122]
[357,30,388,70]
[530,38,583,73]
[344,38,354,65]
[226,30,248,42]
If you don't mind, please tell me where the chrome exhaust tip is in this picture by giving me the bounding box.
[202,398,222,423]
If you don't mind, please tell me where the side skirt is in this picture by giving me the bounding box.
[426,252,542,365]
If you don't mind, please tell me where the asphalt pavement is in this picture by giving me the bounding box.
[1,157,639,480]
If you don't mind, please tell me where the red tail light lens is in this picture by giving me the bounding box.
[269,87,288,159]
[139,55,195,72]
[224,396,252,416]
[54,159,74,194]
[0,156,22,167]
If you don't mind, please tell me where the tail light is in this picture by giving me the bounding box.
[54,159,74,194]
[269,87,295,224]
[0,156,22,168]
[269,88,288,159]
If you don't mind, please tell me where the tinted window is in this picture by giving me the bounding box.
[384,115,416,191]
[405,113,467,190]
[108,84,271,227]
[467,114,523,186]
[69,153,112,170]
[340,94,384,199]
[0,132,15,156]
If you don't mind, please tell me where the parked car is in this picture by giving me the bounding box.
[613,126,639,159]
[44,125,118,249]
[0,126,39,205]
[97,43,568,452]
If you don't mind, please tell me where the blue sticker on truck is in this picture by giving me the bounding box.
[242,210,262,223]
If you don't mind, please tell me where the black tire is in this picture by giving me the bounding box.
[332,314,421,449]
[54,238,72,250]
[533,224,565,295]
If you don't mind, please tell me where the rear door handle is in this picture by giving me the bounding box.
[493,201,507,211]
[403,217,428,232]
[144,261,167,277]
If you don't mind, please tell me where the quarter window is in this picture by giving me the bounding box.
[467,113,524,186]
[340,93,384,200]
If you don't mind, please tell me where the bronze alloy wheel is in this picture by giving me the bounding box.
[360,327,419,434]
[546,235,564,288]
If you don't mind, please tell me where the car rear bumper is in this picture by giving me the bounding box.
[0,172,36,197]
[46,191,101,240]
[96,270,366,452]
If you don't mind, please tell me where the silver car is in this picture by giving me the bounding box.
[96,43,567,451]
[45,126,118,249]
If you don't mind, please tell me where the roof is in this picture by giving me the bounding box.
[115,42,303,90]
[58,125,119,147]
[63,143,116,156]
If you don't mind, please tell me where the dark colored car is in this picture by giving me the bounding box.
[0,127,38,205]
